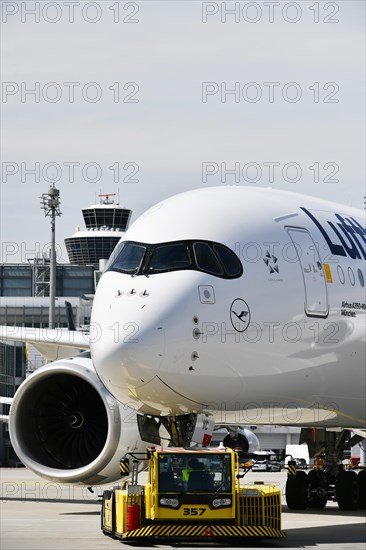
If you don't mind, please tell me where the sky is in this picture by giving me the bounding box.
[1,0,365,263]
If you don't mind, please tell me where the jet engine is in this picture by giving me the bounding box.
[9,353,145,485]
[211,427,260,453]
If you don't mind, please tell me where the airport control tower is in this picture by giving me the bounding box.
[65,193,132,265]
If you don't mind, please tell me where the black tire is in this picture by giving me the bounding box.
[357,470,366,509]
[307,470,327,509]
[336,471,359,510]
[286,470,308,510]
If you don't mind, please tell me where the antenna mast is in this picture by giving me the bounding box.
[40,184,62,329]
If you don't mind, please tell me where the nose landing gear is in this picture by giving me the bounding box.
[136,412,214,447]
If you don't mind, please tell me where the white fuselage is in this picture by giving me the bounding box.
[90,187,366,428]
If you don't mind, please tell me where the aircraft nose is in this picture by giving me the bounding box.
[90,275,165,403]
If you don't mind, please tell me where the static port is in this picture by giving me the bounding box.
[192,328,201,340]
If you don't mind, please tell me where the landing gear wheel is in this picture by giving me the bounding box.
[307,470,327,509]
[286,470,309,510]
[357,470,366,509]
[336,470,359,510]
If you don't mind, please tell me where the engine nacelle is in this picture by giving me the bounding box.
[9,354,145,485]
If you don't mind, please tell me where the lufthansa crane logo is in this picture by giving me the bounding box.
[230,298,251,332]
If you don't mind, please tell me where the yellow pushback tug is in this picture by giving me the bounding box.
[101,447,286,543]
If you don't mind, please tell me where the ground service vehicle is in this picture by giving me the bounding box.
[101,447,285,543]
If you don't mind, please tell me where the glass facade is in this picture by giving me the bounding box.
[0,342,26,466]
[0,342,25,396]
[56,265,96,296]
[0,303,77,327]
[65,236,121,265]
[0,267,33,297]
[0,264,97,298]
[82,207,131,230]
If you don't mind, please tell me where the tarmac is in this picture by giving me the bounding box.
[1,467,365,550]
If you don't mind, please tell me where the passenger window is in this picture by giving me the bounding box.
[148,243,191,273]
[214,244,242,277]
[348,267,355,286]
[337,266,345,284]
[193,242,223,276]
[358,268,365,288]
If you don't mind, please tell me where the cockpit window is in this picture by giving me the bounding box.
[147,243,191,273]
[106,240,242,279]
[108,242,146,274]
[213,244,242,277]
[194,242,223,276]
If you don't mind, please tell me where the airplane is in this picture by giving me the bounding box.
[0,186,365,511]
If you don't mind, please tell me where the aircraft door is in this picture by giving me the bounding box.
[287,228,329,317]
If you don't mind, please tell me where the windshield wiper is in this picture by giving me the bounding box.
[212,480,226,499]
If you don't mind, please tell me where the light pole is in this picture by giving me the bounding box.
[40,184,62,329]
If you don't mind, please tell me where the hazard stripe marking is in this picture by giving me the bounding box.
[123,524,286,539]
